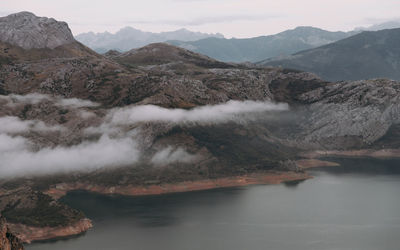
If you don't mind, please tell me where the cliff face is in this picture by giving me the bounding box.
[0,217,24,250]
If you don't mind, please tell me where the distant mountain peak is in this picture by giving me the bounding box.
[0,11,75,49]
[75,27,224,53]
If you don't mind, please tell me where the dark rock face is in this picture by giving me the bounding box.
[0,12,75,50]
[0,217,24,250]
[261,28,400,81]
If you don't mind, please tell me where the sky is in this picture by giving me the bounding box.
[1,0,400,38]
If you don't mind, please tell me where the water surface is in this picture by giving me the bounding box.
[28,158,400,250]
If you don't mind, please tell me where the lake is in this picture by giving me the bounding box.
[27,158,400,250]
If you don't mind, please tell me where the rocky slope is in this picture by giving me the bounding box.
[0,217,24,250]
[1,11,400,244]
[261,28,400,81]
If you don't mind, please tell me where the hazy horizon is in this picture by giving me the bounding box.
[1,0,399,38]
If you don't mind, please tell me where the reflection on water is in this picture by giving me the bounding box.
[27,158,400,250]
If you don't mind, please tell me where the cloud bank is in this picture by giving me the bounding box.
[0,134,139,178]
[0,93,99,108]
[0,99,289,178]
[109,100,289,125]
[0,116,65,134]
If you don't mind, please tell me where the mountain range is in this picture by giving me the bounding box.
[1,11,400,247]
[261,28,400,81]
[75,27,224,53]
[75,20,400,65]
[168,27,357,62]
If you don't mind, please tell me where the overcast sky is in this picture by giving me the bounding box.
[1,0,399,38]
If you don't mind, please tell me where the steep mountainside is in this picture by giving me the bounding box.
[1,12,400,244]
[75,27,224,53]
[261,28,400,81]
[168,27,355,62]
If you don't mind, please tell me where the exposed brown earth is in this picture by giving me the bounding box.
[301,149,400,159]
[7,219,92,244]
[44,171,311,200]
[295,159,340,169]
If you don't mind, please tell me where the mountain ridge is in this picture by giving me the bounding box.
[260,28,400,81]
[75,26,224,53]
[167,26,357,62]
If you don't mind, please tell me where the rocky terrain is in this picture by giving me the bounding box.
[261,28,400,81]
[1,12,400,245]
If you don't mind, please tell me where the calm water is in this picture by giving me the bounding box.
[28,158,400,250]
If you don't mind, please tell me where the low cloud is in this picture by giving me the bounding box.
[0,116,65,134]
[0,93,99,108]
[151,146,198,165]
[0,134,139,178]
[56,98,99,108]
[0,93,49,106]
[0,99,289,178]
[109,100,289,125]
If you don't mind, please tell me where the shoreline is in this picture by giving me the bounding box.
[16,161,346,244]
[44,171,312,200]
[8,219,92,244]
[301,149,400,159]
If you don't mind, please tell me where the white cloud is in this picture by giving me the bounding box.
[0,100,289,178]
[0,134,139,178]
[0,93,99,108]
[151,146,198,165]
[0,93,50,106]
[0,116,65,134]
[109,100,288,125]
[55,98,99,108]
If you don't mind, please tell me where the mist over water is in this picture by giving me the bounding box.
[27,158,400,250]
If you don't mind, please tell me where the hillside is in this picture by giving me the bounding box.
[260,28,400,81]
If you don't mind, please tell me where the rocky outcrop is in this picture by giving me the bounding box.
[0,217,24,250]
[0,12,75,49]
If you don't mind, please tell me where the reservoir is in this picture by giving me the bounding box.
[27,158,400,250]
